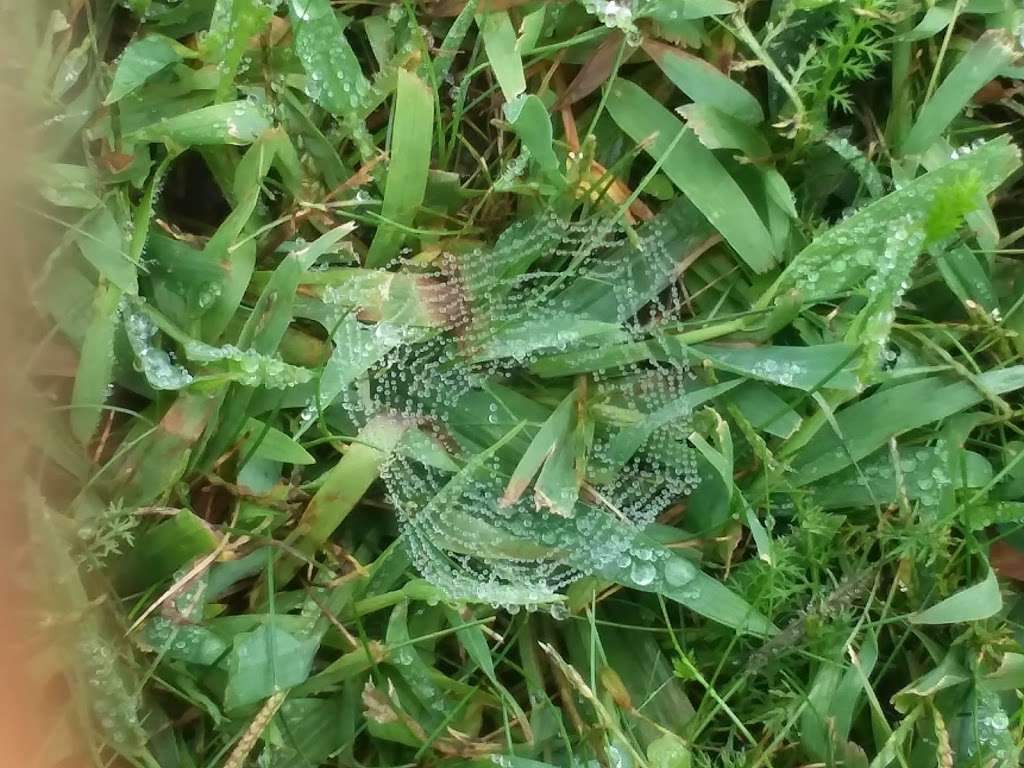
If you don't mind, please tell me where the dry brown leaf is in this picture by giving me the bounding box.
[991,540,1024,582]
[554,30,626,110]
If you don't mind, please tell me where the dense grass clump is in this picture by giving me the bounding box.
[19,0,1024,766]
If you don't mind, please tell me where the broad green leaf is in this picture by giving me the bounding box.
[692,342,859,391]
[201,0,272,100]
[78,205,138,295]
[477,11,526,102]
[518,6,546,53]
[115,509,219,594]
[935,243,998,311]
[947,687,1020,767]
[41,260,105,348]
[964,501,1024,530]
[677,104,770,157]
[644,39,763,125]
[363,15,394,69]
[893,653,970,712]
[504,93,560,174]
[902,4,954,41]
[127,100,272,146]
[38,163,101,208]
[366,70,434,267]
[985,652,1024,692]
[607,79,777,273]
[52,38,92,100]
[106,34,195,104]
[809,445,992,509]
[727,381,801,438]
[262,698,347,766]
[647,733,692,768]
[909,568,1002,624]
[223,623,320,711]
[288,0,370,117]
[140,568,227,665]
[242,419,315,465]
[641,0,737,21]
[534,431,580,519]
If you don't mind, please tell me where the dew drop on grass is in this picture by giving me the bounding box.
[630,560,656,586]
[664,556,697,587]
[123,304,194,391]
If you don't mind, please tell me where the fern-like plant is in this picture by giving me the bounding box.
[791,0,894,122]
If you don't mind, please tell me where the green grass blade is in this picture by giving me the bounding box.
[792,366,1024,484]
[127,100,272,146]
[606,79,777,273]
[643,39,764,125]
[70,283,122,444]
[902,30,1017,155]
[910,568,1002,624]
[105,34,195,104]
[365,70,434,268]
[288,0,370,117]
[476,10,526,102]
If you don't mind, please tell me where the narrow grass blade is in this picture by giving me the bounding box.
[201,136,278,340]
[110,393,218,507]
[70,283,122,444]
[792,366,1024,484]
[505,94,560,175]
[596,542,777,635]
[290,417,407,560]
[502,391,575,506]
[201,0,272,100]
[606,79,777,273]
[902,30,1017,155]
[365,70,434,268]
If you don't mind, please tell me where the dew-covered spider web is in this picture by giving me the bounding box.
[300,200,712,610]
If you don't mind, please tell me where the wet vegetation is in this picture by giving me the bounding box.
[19,0,1024,767]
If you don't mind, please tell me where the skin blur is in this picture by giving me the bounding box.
[0,11,89,767]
